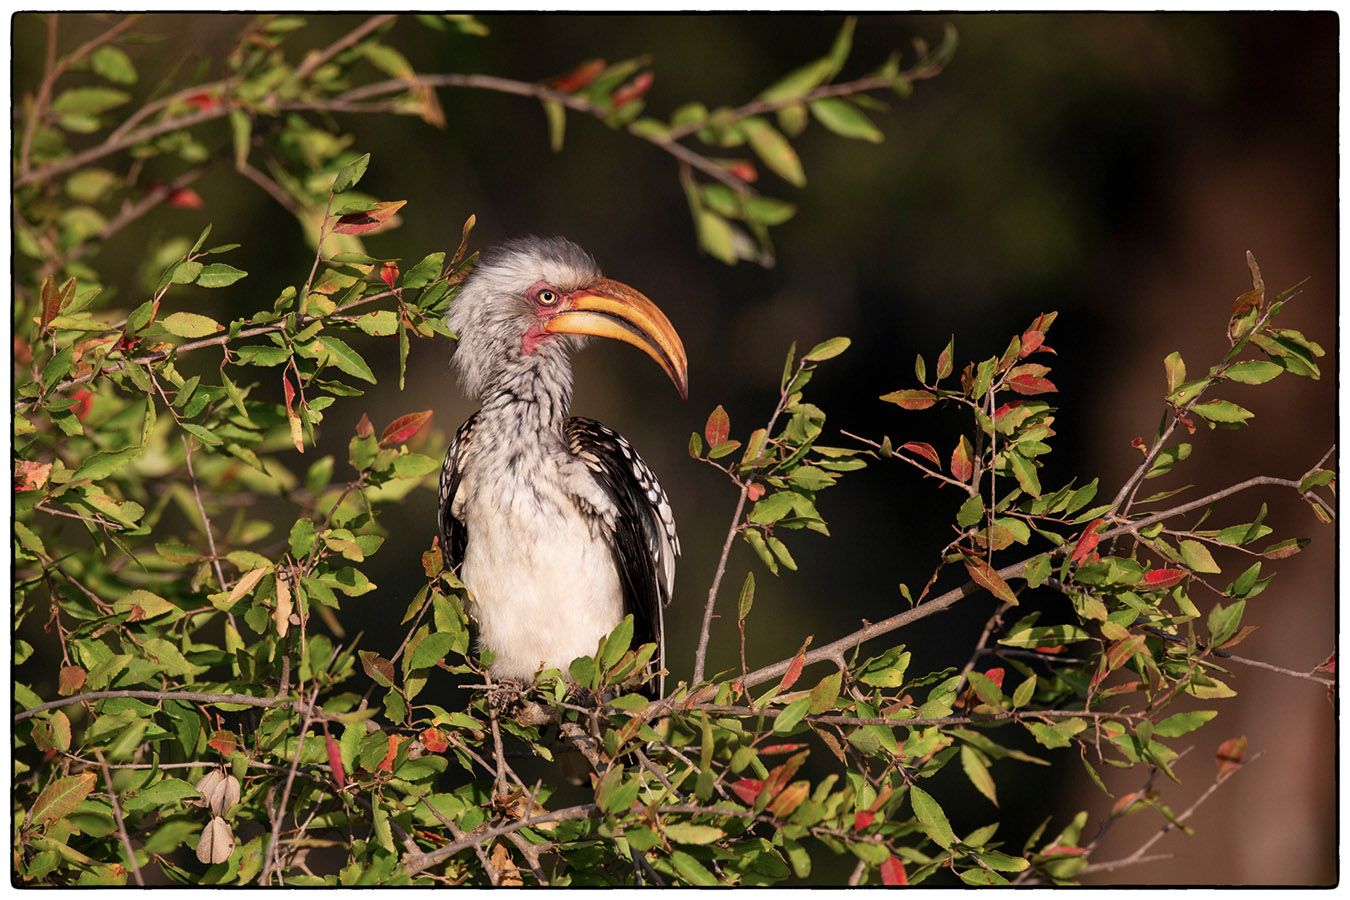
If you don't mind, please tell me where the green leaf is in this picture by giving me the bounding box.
[317,337,377,383]
[52,87,128,116]
[195,263,247,288]
[542,100,566,152]
[741,118,806,187]
[1179,539,1222,574]
[759,57,834,103]
[1154,710,1217,738]
[1224,360,1282,385]
[809,98,883,142]
[1207,600,1245,646]
[160,312,223,339]
[72,447,140,482]
[773,697,811,734]
[670,850,719,886]
[1192,400,1253,425]
[737,572,755,621]
[91,46,137,84]
[802,336,850,362]
[956,494,984,528]
[401,252,445,289]
[408,632,455,671]
[695,211,736,264]
[961,746,998,806]
[664,823,724,845]
[909,785,956,849]
[332,153,371,193]
[31,773,97,827]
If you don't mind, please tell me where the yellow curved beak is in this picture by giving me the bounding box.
[543,277,689,400]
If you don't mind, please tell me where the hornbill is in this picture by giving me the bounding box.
[438,237,687,697]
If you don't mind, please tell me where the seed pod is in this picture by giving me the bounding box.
[196,815,235,865]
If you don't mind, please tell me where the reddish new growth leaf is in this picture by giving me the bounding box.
[901,441,941,468]
[964,555,1017,604]
[1143,568,1188,589]
[854,810,875,832]
[380,410,433,447]
[355,413,375,438]
[15,460,52,492]
[759,743,808,756]
[325,732,347,789]
[1070,519,1106,567]
[422,539,444,579]
[70,388,94,420]
[208,730,238,755]
[1130,436,1148,454]
[950,437,973,482]
[379,260,400,288]
[705,404,730,447]
[726,160,758,183]
[378,734,404,772]
[1007,363,1057,395]
[183,91,220,111]
[730,779,763,805]
[334,200,406,236]
[746,482,765,502]
[1315,653,1336,675]
[550,58,605,92]
[1216,736,1247,775]
[880,389,936,410]
[880,855,908,886]
[167,187,205,209]
[421,727,449,753]
[983,666,1005,689]
[58,666,87,696]
[779,637,812,691]
[611,71,654,108]
[1020,312,1058,358]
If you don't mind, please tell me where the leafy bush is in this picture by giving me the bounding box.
[12,13,1334,886]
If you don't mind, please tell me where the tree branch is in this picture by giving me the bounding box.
[92,749,144,886]
[14,688,323,722]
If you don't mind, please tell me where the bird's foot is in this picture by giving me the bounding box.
[567,684,599,708]
[486,678,526,717]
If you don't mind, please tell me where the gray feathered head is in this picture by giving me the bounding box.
[447,236,688,402]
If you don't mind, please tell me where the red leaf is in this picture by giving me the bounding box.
[611,71,653,108]
[963,555,1017,604]
[730,779,763,805]
[380,410,433,447]
[550,58,605,93]
[421,727,449,753]
[1033,645,1066,655]
[208,730,238,755]
[58,666,87,696]
[880,855,908,886]
[379,260,399,288]
[1070,519,1106,567]
[167,187,204,209]
[726,161,758,183]
[854,810,875,832]
[15,460,52,492]
[70,388,94,420]
[1143,568,1188,589]
[1130,436,1148,454]
[779,638,812,692]
[880,389,936,410]
[747,482,765,502]
[355,413,374,438]
[900,442,941,468]
[950,437,973,482]
[983,667,1005,689]
[705,405,730,447]
[325,732,347,789]
[334,200,406,236]
[1315,653,1335,675]
[1008,374,1057,395]
[1020,329,1045,357]
[184,91,219,111]
[759,743,808,756]
[378,734,403,772]
[1216,736,1246,775]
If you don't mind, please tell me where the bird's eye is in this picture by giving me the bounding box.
[537,289,559,306]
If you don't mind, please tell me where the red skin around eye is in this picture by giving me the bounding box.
[520,281,570,355]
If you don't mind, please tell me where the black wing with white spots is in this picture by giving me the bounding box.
[438,413,478,573]
[566,417,679,694]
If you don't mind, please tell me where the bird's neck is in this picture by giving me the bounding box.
[477,343,573,435]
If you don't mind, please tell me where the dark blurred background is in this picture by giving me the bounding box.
[14,12,1337,885]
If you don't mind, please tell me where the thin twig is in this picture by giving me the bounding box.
[403,804,599,877]
[260,686,320,885]
[182,435,228,590]
[15,688,321,722]
[93,749,144,886]
[293,14,397,83]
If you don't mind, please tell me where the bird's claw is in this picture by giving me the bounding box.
[486,678,525,716]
